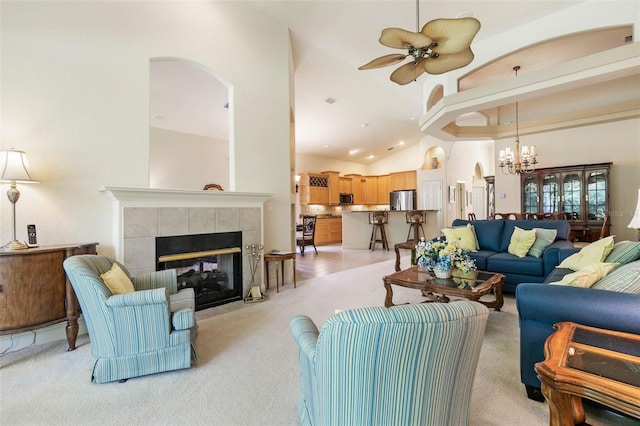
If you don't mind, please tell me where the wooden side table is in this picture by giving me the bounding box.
[264,251,296,293]
[535,322,640,425]
[0,242,99,351]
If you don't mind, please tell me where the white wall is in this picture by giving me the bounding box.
[149,128,229,191]
[1,1,292,254]
[295,154,368,176]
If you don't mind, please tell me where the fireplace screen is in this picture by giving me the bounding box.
[156,232,243,310]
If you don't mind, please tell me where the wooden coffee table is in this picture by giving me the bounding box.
[383,266,504,311]
[535,322,640,425]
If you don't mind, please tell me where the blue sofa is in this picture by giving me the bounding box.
[516,258,640,401]
[450,219,574,293]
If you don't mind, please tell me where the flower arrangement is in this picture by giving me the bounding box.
[414,238,477,273]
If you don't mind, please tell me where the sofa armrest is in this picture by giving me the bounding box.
[516,283,640,391]
[290,315,319,362]
[541,240,574,276]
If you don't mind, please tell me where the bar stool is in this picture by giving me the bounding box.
[369,211,389,251]
[405,210,426,242]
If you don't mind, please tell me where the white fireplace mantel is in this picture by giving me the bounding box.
[99,186,273,207]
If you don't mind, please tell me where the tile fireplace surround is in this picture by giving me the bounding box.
[100,187,271,297]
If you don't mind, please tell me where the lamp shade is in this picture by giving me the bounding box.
[628,188,640,230]
[0,149,38,183]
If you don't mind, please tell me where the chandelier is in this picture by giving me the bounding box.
[499,66,538,175]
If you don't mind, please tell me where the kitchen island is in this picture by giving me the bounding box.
[342,210,439,250]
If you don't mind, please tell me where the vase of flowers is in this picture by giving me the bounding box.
[414,238,477,279]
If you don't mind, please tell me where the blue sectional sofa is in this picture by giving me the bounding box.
[450,219,574,293]
[516,257,640,402]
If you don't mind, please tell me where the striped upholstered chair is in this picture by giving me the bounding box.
[290,302,489,426]
[63,255,197,383]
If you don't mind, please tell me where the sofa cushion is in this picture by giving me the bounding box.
[487,252,544,276]
[452,219,504,252]
[528,228,558,258]
[591,260,640,294]
[604,241,640,265]
[549,262,619,288]
[467,250,495,270]
[442,223,478,251]
[558,236,615,271]
[508,227,537,258]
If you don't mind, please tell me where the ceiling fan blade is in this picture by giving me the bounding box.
[358,54,408,70]
[421,17,481,55]
[390,59,427,85]
[379,28,433,49]
[423,48,474,74]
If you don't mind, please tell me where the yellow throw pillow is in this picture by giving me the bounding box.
[549,262,619,288]
[507,226,537,258]
[100,263,135,294]
[558,236,615,271]
[442,223,478,252]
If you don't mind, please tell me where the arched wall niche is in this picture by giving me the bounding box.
[426,84,444,111]
[422,146,446,170]
[473,162,485,182]
[148,57,231,190]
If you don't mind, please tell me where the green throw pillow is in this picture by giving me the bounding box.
[604,241,640,265]
[527,228,557,258]
[508,226,537,258]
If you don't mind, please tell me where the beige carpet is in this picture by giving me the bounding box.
[0,258,632,425]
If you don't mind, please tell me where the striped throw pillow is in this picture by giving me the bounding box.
[591,260,640,294]
[604,241,640,265]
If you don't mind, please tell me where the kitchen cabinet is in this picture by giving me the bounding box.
[315,217,342,245]
[299,173,329,205]
[339,177,353,194]
[322,171,340,205]
[377,175,390,205]
[347,175,365,204]
[364,176,378,205]
[390,171,417,191]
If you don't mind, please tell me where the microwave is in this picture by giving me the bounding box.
[339,193,354,204]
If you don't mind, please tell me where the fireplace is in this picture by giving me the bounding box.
[156,231,243,310]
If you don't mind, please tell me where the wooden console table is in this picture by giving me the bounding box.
[0,243,98,351]
[535,322,640,425]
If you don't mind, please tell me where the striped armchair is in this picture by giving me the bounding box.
[290,302,489,426]
[63,255,197,383]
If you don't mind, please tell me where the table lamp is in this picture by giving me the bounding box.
[0,149,39,250]
[629,188,640,241]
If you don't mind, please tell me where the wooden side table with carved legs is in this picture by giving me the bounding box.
[264,252,296,293]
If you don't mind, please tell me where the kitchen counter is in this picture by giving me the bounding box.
[342,210,439,250]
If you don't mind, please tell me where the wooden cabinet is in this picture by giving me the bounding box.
[346,174,365,204]
[315,218,342,245]
[322,171,340,205]
[390,170,417,191]
[364,176,378,205]
[339,177,353,194]
[377,175,390,205]
[520,163,611,242]
[0,243,98,350]
[299,173,329,204]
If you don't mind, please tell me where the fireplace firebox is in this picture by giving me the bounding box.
[156,231,243,310]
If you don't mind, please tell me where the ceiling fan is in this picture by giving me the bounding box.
[359,2,481,85]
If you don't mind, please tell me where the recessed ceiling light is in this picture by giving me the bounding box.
[456,11,473,18]
[361,123,369,128]
[325,97,337,104]
[398,140,405,145]
[323,144,330,149]
[349,149,359,155]
[152,115,164,121]
[409,117,416,121]
[367,154,375,159]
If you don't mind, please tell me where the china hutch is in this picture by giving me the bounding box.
[520,163,611,242]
